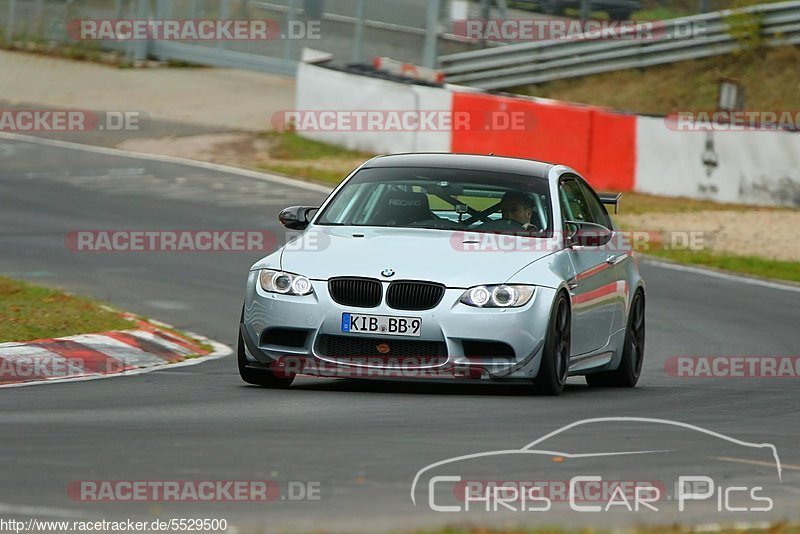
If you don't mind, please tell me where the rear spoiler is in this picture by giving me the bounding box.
[598,193,622,214]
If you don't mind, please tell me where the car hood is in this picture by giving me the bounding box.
[272,226,555,288]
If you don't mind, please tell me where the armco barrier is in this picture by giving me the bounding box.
[439,2,800,90]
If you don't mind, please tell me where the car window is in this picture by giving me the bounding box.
[316,167,554,236]
[577,181,612,229]
[559,179,594,224]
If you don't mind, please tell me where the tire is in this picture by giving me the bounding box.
[237,327,295,388]
[586,289,645,388]
[533,292,571,395]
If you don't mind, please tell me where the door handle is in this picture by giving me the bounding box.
[606,254,624,265]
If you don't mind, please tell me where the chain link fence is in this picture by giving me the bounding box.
[0,0,484,75]
[1,0,785,75]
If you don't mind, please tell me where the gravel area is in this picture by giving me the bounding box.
[0,50,294,131]
[619,211,800,262]
[117,132,366,178]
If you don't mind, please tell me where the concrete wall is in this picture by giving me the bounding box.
[295,63,800,207]
[294,63,452,154]
[636,115,800,207]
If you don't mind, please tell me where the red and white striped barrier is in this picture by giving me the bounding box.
[0,318,224,387]
[296,63,800,206]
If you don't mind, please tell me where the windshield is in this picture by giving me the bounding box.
[316,166,553,236]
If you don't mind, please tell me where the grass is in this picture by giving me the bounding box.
[1,37,133,67]
[644,248,800,283]
[632,6,694,20]
[258,130,369,160]
[259,162,353,184]
[612,192,789,216]
[255,131,372,186]
[0,276,133,343]
[512,45,800,115]
[258,131,372,159]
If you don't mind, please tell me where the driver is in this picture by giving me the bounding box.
[499,191,537,230]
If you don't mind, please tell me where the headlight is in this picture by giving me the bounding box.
[259,270,313,296]
[460,285,534,308]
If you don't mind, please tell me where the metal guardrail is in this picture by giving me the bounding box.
[439,1,800,90]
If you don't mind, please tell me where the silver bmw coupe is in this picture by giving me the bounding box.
[238,154,645,395]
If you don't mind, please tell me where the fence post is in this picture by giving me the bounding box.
[191,0,205,19]
[219,0,230,49]
[5,0,17,44]
[133,0,150,62]
[581,0,591,23]
[283,0,298,61]
[422,0,440,68]
[34,0,45,38]
[156,0,173,18]
[351,0,365,63]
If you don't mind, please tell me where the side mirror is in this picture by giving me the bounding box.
[566,221,613,248]
[279,206,318,231]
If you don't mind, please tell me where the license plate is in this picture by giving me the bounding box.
[341,313,422,337]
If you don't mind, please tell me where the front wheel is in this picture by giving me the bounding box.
[237,328,295,388]
[586,289,645,388]
[533,292,571,395]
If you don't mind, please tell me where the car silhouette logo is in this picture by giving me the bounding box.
[376,343,391,354]
[381,268,395,277]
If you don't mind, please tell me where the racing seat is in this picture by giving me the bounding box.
[373,191,433,226]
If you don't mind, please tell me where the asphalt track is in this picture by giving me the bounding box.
[0,134,798,532]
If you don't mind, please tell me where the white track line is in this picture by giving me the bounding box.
[714,456,800,471]
[644,258,800,293]
[0,131,333,194]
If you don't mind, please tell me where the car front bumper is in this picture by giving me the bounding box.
[241,271,557,381]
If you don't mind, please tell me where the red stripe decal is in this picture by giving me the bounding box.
[576,262,611,281]
[573,282,620,305]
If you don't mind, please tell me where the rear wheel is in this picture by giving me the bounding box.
[533,292,571,395]
[237,328,295,388]
[586,289,645,388]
